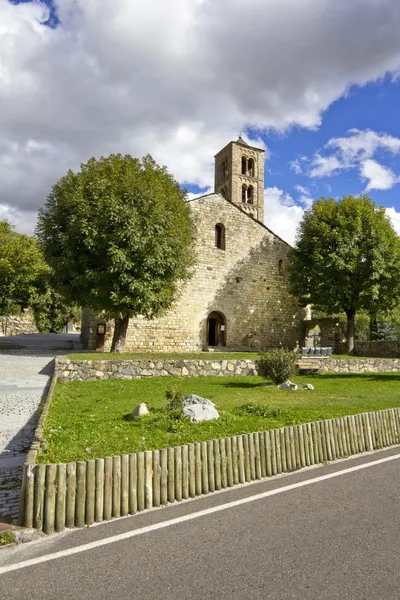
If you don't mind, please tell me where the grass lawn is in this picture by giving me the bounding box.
[39,373,400,464]
[67,352,260,361]
[67,352,390,361]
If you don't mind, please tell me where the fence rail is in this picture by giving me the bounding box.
[20,408,400,533]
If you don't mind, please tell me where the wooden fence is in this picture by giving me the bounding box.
[20,408,400,533]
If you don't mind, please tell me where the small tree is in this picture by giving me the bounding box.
[258,349,298,385]
[289,195,400,353]
[36,154,195,352]
[0,220,46,313]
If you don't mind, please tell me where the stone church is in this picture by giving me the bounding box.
[81,137,305,352]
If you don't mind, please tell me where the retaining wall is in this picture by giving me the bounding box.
[354,340,400,358]
[56,357,259,382]
[56,356,400,382]
[20,407,400,533]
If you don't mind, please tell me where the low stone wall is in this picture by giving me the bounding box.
[300,357,400,373]
[56,356,400,382]
[0,312,38,336]
[56,357,258,382]
[354,340,400,358]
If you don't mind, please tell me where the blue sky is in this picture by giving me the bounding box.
[2,0,400,243]
[260,78,400,207]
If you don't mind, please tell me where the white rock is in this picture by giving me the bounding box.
[302,383,315,390]
[131,403,150,418]
[181,394,216,408]
[182,403,219,423]
[278,380,298,391]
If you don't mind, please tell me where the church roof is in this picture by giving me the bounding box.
[236,135,249,146]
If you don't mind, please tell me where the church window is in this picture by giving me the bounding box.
[247,158,254,177]
[242,184,247,203]
[278,259,285,275]
[247,185,254,204]
[220,160,227,181]
[241,157,247,175]
[215,223,225,250]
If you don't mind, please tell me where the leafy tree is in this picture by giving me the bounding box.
[289,195,400,353]
[30,271,80,333]
[36,154,195,351]
[0,220,47,313]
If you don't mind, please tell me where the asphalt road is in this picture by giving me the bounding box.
[1,446,399,600]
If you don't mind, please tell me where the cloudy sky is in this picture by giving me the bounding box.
[2,0,400,244]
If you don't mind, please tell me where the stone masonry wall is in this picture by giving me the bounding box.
[82,194,305,352]
[56,356,400,382]
[56,356,259,382]
[0,311,38,336]
[354,340,400,358]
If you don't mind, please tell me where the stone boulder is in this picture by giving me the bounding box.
[302,383,315,390]
[278,380,298,391]
[181,394,216,408]
[131,403,150,419]
[181,394,219,423]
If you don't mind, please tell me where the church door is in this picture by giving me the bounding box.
[207,312,226,347]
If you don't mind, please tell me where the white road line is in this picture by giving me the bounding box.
[1,451,400,576]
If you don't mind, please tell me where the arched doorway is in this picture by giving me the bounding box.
[207,312,226,347]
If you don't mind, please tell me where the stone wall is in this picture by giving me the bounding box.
[56,355,400,382]
[82,193,305,353]
[0,312,38,336]
[299,357,400,373]
[354,340,400,358]
[56,356,259,382]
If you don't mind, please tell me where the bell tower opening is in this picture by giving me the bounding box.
[213,136,265,223]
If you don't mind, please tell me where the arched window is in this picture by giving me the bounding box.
[247,158,254,177]
[219,160,227,181]
[242,184,247,203]
[278,259,285,275]
[247,185,254,204]
[241,157,247,175]
[215,223,225,250]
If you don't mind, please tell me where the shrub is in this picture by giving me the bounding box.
[165,385,183,410]
[258,348,298,385]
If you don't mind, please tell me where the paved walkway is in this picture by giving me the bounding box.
[0,334,82,524]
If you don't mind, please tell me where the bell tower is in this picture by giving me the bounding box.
[214,136,265,223]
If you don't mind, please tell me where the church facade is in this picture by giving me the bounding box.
[81,137,305,352]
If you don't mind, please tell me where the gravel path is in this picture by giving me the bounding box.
[0,334,82,524]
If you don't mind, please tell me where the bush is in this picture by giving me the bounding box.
[258,348,298,385]
[165,385,183,410]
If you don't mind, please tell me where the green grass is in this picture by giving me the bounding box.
[68,352,393,361]
[39,373,400,464]
[67,352,260,361]
[0,531,16,546]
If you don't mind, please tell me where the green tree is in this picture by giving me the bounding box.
[30,271,80,333]
[289,195,400,353]
[0,220,46,313]
[36,154,195,352]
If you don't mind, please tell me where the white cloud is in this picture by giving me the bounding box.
[290,159,303,175]
[294,185,308,195]
[361,159,399,191]
[308,129,400,187]
[2,1,400,232]
[386,207,400,235]
[309,154,344,178]
[264,187,304,245]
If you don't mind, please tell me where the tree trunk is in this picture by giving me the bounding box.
[111,315,130,353]
[369,311,379,341]
[345,310,355,355]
